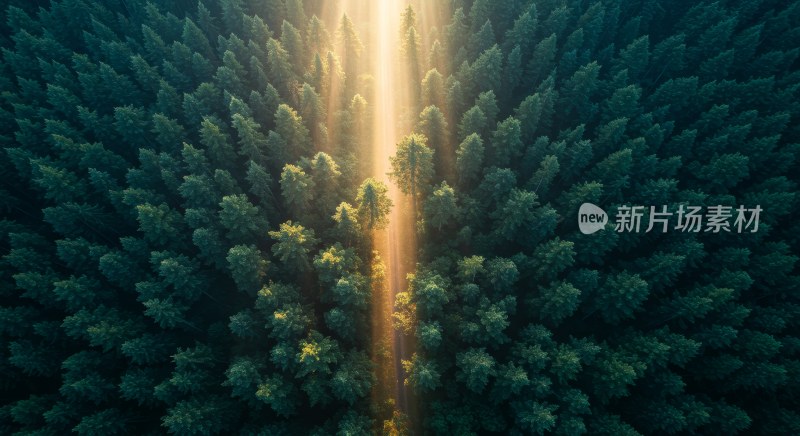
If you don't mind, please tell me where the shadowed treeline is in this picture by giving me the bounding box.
[0,0,393,433]
[400,0,800,434]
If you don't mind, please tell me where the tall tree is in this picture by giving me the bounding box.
[389,133,435,201]
[355,178,392,230]
[268,221,318,272]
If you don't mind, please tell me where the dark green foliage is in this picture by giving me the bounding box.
[0,1,376,434]
[4,0,800,434]
[407,0,800,434]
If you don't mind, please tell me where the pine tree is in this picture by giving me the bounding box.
[280,164,315,217]
[355,178,392,230]
[269,221,318,272]
[389,133,435,201]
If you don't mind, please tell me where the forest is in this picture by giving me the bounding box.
[1,0,799,435]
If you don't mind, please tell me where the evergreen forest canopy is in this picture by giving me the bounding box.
[0,0,799,435]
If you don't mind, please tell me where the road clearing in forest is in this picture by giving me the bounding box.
[321,0,420,431]
[371,0,419,430]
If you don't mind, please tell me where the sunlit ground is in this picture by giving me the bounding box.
[319,0,419,431]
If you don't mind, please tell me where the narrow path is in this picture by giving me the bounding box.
[321,1,418,430]
[373,0,418,424]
